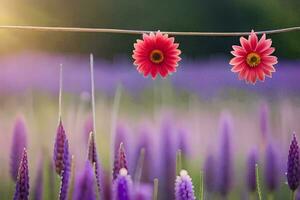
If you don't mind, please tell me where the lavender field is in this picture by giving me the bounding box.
[0,52,299,199]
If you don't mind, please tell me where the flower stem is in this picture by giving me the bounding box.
[110,84,122,169]
[134,148,145,184]
[199,170,204,200]
[291,191,295,200]
[255,164,262,200]
[153,178,159,200]
[90,54,96,135]
[176,149,182,175]
[58,64,63,123]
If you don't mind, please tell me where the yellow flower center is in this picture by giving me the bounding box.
[246,52,261,67]
[150,49,164,64]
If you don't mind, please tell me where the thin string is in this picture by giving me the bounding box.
[0,25,299,36]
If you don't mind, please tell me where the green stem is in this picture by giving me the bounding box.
[291,191,295,200]
[255,164,262,200]
[267,193,273,200]
[198,170,204,200]
[176,149,182,175]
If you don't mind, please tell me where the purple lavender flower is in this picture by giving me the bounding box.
[203,153,215,192]
[175,170,196,200]
[10,116,28,181]
[217,113,233,196]
[259,102,270,140]
[246,148,258,193]
[13,148,29,200]
[113,143,128,180]
[33,158,43,200]
[53,119,67,175]
[132,184,152,200]
[113,168,133,200]
[87,132,102,198]
[264,143,279,192]
[73,161,96,200]
[287,134,300,191]
[59,140,70,200]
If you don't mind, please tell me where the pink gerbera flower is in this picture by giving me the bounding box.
[132,31,181,79]
[230,30,278,84]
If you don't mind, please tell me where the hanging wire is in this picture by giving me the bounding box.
[0,25,299,36]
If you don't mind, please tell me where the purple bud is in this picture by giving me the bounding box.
[59,140,70,200]
[264,143,279,192]
[113,168,133,200]
[246,148,258,192]
[287,134,300,191]
[33,158,43,200]
[175,170,196,200]
[132,184,152,200]
[73,162,96,200]
[203,153,215,192]
[113,143,128,180]
[53,119,67,175]
[217,113,233,196]
[13,148,29,200]
[10,116,28,181]
[259,102,270,140]
[87,132,102,198]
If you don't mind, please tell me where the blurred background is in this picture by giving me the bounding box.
[0,0,300,58]
[0,0,300,200]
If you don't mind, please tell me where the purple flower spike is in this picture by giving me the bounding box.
[73,162,96,200]
[204,153,215,192]
[10,116,28,181]
[53,119,67,175]
[113,168,133,200]
[217,114,233,196]
[87,132,102,198]
[246,148,258,193]
[287,134,300,191]
[13,148,29,200]
[133,184,152,200]
[33,158,43,200]
[264,143,279,192]
[59,140,70,200]
[113,143,128,180]
[175,170,196,200]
